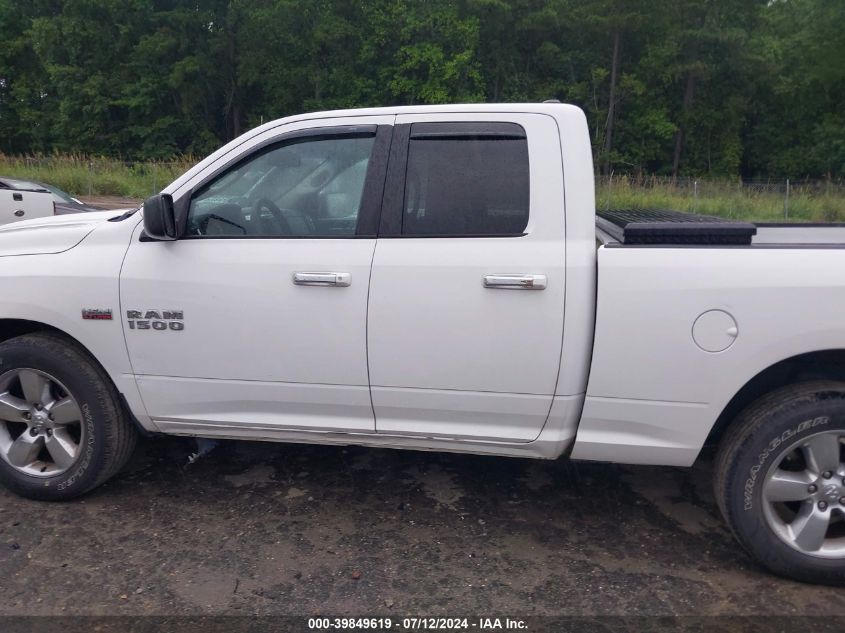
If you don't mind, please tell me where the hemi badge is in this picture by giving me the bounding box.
[82,309,113,321]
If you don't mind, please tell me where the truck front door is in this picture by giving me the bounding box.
[120,117,393,435]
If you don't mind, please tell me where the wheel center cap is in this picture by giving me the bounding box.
[822,483,841,500]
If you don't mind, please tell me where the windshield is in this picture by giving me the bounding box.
[2,178,76,204]
[36,183,76,204]
[3,177,47,192]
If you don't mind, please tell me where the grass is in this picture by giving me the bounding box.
[0,154,195,200]
[2,154,844,222]
[597,176,845,223]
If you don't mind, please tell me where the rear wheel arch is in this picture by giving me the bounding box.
[713,380,845,585]
[703,349,845,456]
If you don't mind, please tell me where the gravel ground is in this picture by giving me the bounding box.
[1,436,844,625]
[78,195,141,210]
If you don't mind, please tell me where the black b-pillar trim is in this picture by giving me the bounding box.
[378,123,411,237]
[355,125,394,238]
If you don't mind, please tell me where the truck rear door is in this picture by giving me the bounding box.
[367,113,567,442]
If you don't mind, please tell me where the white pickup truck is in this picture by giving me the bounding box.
[0,104,842,585]
[0,181,55,225]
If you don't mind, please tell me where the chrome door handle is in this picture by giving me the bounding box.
[293,272,351,287]
[483,274,547,290]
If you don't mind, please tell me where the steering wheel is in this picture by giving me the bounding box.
[253,198,292,236]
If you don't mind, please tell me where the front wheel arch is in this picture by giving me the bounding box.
[0,319,146,427]
[0,331,138,499]
[0,318,113,380]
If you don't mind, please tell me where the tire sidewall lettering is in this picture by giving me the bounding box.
[743,415,830,511]
[56,402,96,491]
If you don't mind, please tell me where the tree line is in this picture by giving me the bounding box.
[0,0,842,178]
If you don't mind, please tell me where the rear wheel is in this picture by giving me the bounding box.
[715,381,845,586]
[0,333,137,500]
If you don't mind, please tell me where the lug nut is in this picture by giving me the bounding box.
[840,497,845,506]
[29,427,38,437]
[45,428,53,437]
[23,412,31,420]
[822,471,833,479]
[808,484,818,493]
[33,403,41,411]
[818,501,828,511]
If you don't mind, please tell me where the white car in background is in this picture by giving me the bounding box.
[0,177,98,225]
[0,179,54,225]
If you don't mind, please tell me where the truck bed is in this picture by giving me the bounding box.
[753,223,845,245]
[596,209,845,247]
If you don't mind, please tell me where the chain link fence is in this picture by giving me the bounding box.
[596,174,845,222]
[3,155,844,222]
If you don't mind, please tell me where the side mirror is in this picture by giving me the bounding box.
[143,193,179,240]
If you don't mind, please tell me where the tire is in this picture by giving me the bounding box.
[0,332,137,501]
[715,380,845,586]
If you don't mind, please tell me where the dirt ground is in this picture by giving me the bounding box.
[79,195,142,210]
[1,436,844,625]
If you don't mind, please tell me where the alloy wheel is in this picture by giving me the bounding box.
[0,368,84,477]
[762,429,845,558]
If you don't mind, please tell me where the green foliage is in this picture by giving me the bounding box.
[597,176,845,223]
[0,154,193,199]
[0,0,842,178]
[747,0,845,177]
[4,153,844,223]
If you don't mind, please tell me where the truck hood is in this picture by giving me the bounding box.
[0,210,129,257]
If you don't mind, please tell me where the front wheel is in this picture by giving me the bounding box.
[0,333,137,500]
[715,381,845,586]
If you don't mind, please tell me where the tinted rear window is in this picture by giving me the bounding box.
[402,126,529,236]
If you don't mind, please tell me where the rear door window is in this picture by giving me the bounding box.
[402,122,529,236]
